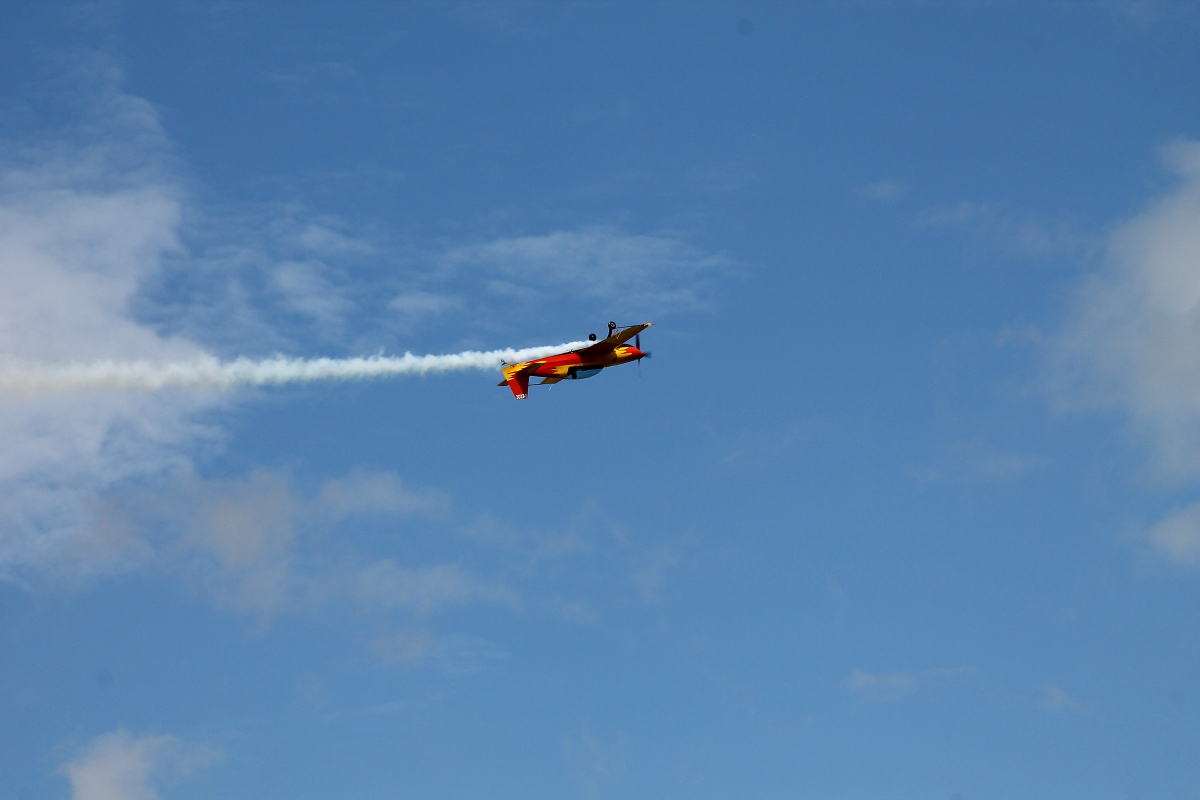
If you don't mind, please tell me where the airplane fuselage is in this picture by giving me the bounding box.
[524,344,645,379]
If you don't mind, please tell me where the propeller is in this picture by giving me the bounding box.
[636,332,651,359]
[636,331,651,377]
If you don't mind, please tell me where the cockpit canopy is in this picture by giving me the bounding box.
[568,366,604,380]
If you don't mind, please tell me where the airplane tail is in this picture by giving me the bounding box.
[504,371,529,399]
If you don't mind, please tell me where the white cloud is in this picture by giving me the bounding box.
[0,61,451,581]
[61,728,216,800]
[1147,502,1200,565]
[845,667,966,700]
[0,57,225,577]
[1051,140,1200,480]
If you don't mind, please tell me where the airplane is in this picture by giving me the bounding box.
[498,322,652,399]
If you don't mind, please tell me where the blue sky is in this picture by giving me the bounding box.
[2,2,1200,798]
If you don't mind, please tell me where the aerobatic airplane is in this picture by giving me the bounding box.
[499,322,652,399]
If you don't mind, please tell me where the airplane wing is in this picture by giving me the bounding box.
[573,323,652,358]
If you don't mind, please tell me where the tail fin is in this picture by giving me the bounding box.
[505,372,529,400]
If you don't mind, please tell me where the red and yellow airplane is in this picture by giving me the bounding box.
[499,322,652,399]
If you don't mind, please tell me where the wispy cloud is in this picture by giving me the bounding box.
[449,0,555,39]
[911,439,1048,484]
[1050,140,1200,481]
[1039,684,1089,716]
[919,200,1092,260]
[845,667,968,701]
[367,629,510,673]
[61,728,218,800]
[564,729,627,800]
[387,290,465,320]
[860,179,906,201]
[352,560,518,615]
[60,457,680,652]
[440,225,730,315]
[1147,502,1200,566]
[134,206,390,356]
[95,468,494,622]
[1121,0,1200,28]
[316,469,450,521]
[630,535,691,601]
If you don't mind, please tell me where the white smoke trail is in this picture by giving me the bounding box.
[0,341,589,394]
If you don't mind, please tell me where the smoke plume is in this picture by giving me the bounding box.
[0,342,588,394]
